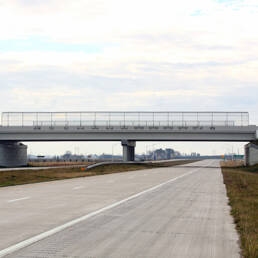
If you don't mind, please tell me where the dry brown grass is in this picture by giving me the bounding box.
[0,160,198,187]
[220,159,245,167]
[28,161,95,167]
[85,160,198,174]
[222,164,258,258]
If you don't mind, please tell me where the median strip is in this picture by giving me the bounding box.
[0,160,198,187]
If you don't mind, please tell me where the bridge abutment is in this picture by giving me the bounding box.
[0,142,27,168]
[121,140,136,162]
[245,141,258,166]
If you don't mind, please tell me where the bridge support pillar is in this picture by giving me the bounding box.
[0,142,27,168]
[121,140,136,162]
[245,141,258,166]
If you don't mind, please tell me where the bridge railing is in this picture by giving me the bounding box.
[0,112,249,127]
[30,120,236,127]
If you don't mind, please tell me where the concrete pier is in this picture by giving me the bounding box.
[245,142,258,166]
[122,140,136,162]
[0,142,27,167]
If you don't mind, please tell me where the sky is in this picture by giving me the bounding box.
[0,0,257,156]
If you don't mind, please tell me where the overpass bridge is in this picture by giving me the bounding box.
[0,111,257,167]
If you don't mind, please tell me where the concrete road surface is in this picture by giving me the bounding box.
[0,160,240,257]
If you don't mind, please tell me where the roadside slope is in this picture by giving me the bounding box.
[222,164,258,258]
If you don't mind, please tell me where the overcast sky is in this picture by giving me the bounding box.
[0,0,257,156]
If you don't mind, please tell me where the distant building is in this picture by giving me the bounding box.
[190,152,200,158]
[151,148,179,160]
[165,148,175,159]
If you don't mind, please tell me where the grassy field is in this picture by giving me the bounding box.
[0,160,198,187]
[221,161,258,258]
[28,161,95,167]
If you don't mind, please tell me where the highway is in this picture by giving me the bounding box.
[0,160,240,257]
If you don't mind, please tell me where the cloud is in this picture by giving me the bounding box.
[12,88,81,98]
[117,90,219,98]
[0,0,257,42]
[0,0,257,155]
[0,36,105,53]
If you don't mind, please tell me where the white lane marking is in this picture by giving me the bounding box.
[107,180,115,183]
[0,167,200,257]
[7,197,30,203]
[73,186,84,190]
[143,174,147,176]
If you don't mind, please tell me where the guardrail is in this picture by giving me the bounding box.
[1,112,249,127]
[31,120,237,127]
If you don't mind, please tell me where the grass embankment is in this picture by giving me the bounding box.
[221,161,258,258]
[0,160,198,188]
[28,161,95,167]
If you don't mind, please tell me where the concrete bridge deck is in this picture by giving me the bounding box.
[0,125,257,142]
